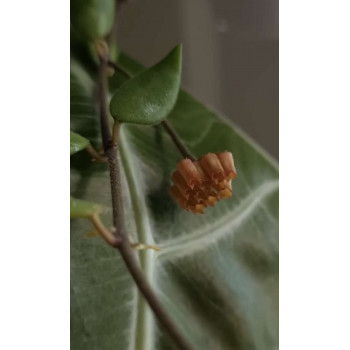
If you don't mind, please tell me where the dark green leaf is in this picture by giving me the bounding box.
[109,45,182,125]
[70,197,103,218]
[71,56,278,350]
[70,130,90,155]
[71,0,115,40]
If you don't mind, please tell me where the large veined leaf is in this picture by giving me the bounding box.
[70,54,279,350]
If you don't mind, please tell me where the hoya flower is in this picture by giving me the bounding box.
[170,151,237,214]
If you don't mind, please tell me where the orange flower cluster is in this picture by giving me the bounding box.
[170,152,237,214]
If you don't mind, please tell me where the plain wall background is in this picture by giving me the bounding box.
[117,0,278,159]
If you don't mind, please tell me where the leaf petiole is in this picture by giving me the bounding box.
[86,144,107,162]
[90,214,121,247]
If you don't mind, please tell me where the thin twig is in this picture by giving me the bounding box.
[97,54,193,350]
[86,144,106,162]
[161,120,196,161]
[90,214,120,246]
[97,55,112,151]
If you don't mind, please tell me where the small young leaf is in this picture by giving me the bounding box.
[70,197,103,218]
[70,131,90,155]
[70,0,115,40]
[109,45,182,125]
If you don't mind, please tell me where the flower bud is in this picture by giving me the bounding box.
[199,153,226,183]
[177,159,202,188]
[216,151,237,179]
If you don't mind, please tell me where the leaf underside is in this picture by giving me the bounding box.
[70,54,279,350]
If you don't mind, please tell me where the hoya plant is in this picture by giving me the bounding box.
[70,1,279,349]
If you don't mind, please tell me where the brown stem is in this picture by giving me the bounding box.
[86,144,106,162]
[97,55,193,350]
[90,214,120,246]
[161,120,196,161]
[119,240,193,350]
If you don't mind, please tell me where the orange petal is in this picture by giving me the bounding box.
[171,171,191,199]
[188,185,206,202]
[195,190,207,202]
[194,161,213,195]
[216,151,237,180]
[218,188,232,199]
[206,195,218,207]
[169,186,187,208]
[216,179,229,190]
[194,161,209,181]
[189,204,204,214]
[177,159,202,189]
[194,204,204,214]
[199,153,225,183]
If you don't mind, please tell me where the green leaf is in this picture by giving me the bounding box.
[70,130,90,155]
[70,197,103,218]
[109,45,182,125]
[71,56,278,350]
[71,0,115,40]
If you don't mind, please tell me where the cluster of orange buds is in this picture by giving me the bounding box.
[169,152,237,214]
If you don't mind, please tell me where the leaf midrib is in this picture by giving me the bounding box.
[120,128,156,350]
